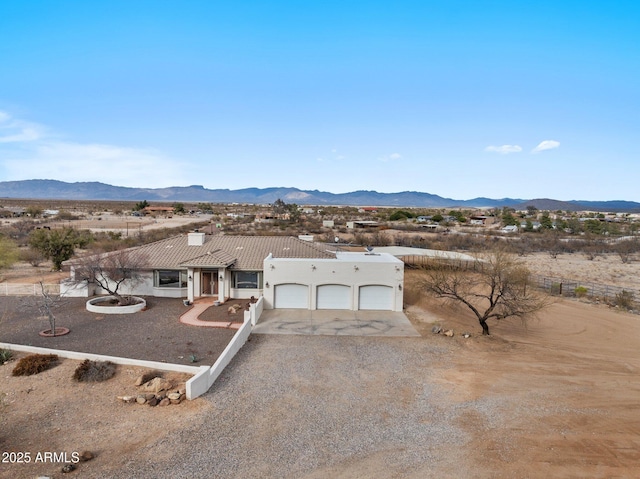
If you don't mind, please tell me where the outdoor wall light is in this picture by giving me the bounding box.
[270,264,275,270]
[311,265,316,270]
[398,284,402,291]
[265,282,270,288]
[188,275,192,281]
[354,265,359,271]
[219,274,223,280]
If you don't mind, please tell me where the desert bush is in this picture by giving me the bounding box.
[12,354,58,376]
[0,349,13,365]
[73,359,117,382]
[614,290,635,310]
[19,247,45,267]
[574,286,589,298]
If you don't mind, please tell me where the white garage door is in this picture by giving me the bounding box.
[317,284,351,310]
[274,284,309,309]
[359,285,393,310]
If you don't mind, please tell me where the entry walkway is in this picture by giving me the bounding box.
[252,309,421,337]
[179,297,242,329]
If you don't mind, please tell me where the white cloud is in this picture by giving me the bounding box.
[380,152,402,162]
[2,141,188,188]
[0,110,45,143]
[0,110,190,187]
[532,140,560,153]
[484,145,522,154]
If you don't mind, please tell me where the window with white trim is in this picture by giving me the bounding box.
[155,270,188,288]
[233,271,262,289]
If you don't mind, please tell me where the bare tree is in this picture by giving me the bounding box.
[420,249,551,335]
[38,281,61,335]
[71,249,149,305]
[615,238,639,264]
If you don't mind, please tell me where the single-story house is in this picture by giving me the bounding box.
[501,225,519,233]
[62,232,404,311]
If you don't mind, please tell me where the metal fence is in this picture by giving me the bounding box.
[531,274,639,303]
[0,283,61,296]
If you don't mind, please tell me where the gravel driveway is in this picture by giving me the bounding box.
[102,333,471,479]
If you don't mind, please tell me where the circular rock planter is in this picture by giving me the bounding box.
[39,327,70,337]
[86,296,147,315]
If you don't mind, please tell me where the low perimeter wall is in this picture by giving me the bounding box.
[0,343,203,375]
[186,296,264,399]
[2,296,266,401]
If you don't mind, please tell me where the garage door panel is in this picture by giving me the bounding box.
[359,285,393,310]
[275,284,309,309]
[317,284,351,310]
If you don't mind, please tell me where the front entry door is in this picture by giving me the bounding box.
[201,271,218,295]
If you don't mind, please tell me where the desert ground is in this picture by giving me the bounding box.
[1,250,639,478]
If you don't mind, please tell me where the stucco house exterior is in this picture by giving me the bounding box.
[62,232,404,312]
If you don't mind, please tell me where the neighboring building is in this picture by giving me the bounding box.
[254,212,290,223]
[469,215,492,226]
[142,206,174,216]
[501,225,519,234]
[62,233,404,312]
[346,220,379,229]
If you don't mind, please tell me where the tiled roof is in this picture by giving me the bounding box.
[69,235,335,271]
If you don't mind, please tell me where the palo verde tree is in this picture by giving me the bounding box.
[28,227,88,271]
[70,249,149,305]
[420,249,550,335]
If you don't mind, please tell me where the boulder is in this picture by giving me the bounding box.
[79,451,95,462]
[443,329,454,337]
[136,395,147,405]
[158,398,171,407]
[140,377,173,393]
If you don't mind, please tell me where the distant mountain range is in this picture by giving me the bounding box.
[1,179,639,212]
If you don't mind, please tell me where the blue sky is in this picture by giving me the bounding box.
[1,1,638,201]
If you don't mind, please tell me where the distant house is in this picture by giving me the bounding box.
[142,206,174,216]
[520,221,541,230]
[346,220,379,229]
[357,207,379,214]
[62,233,404,312]
[469,215,491,226]
[254,212,290,223]
[501,225,518,234]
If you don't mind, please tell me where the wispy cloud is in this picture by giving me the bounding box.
[0,110,46,143]
[380,152,402,162]
[532,140,560,153]
[484,144,522,154]
[0,111,188,187]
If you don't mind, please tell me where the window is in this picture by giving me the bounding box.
[155,270,187,288]
[233,271,262,289]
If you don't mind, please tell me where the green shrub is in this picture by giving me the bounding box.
[12,354,58,376]
[0,349,13,365]
[73,360,117,382]
[574,286,589,298]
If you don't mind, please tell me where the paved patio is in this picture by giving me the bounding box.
[252,309,421,337]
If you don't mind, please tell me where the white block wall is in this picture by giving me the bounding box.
[262,252,404,311]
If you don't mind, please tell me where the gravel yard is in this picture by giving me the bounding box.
[0,297,236,366]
